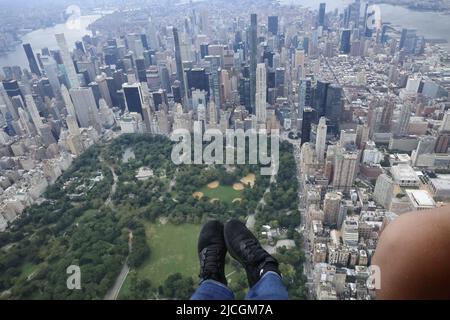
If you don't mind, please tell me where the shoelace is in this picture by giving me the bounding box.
[241,238,270,265]
[199,246,222,279]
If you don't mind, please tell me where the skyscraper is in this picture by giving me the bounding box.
[314,80,330,119]
[324,192,342,227]
[66,114,81,136]
[400,29,417,52]
[440,111,450,132]
[40,55,61,94]
[340,29,352,54]
[396,104,411,136]
[302,107,315,145]
[316,117,327,163]
[208,100,218,129]
[61,84,76,119]
[55,33,80,89]
[332,144,359,190]
[2,79,22,99]
[96,73,113,107]
[24,95,43,135]
[374,174,395,209]
[255,63,267,124]
[186,68,210,97]
[122,83,145,118]
[23,43,41,76]
[325,84,343,134]
[69,87,98,129]
[268,16,278,36]
[172,27,185,104]
[412,136,437,166]
[435,133,450,154]
[249,14,258,114]
[318,3,326,27]
[298,78,312,117]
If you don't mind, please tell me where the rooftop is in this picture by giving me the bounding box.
[391,164,420,181]
[406,190,436,208]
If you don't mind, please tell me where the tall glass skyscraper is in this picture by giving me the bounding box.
[318,3,326,27]
[23,43,41,76]
[249,14,258,114]
[172,27,185,103]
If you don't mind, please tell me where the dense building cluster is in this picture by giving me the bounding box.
[0,0,449,299]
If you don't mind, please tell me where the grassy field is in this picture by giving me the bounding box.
[118,222,245,299]
[127,223,201,289]
[200,185,242,203]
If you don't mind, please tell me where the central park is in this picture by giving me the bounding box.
[0,134,307,300]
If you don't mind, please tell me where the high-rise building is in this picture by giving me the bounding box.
[55,33,80,88]
[2,79,22,99]
[204,55,222,108]
[186,68,210,97]
[200,43,209,59]
[147,17,159,50]
[172,27,185,103]
[23,43,41,76]
[255,63,267,124]
[340,29,352,54]
[325,84,343,133]
[69,87,98,129]
[314,80,330,119]
[298,78,312,117]
[294,48,305,80]
[268,16,278,35]
[40,55,61,94]
[17,107,34,136]
[399,28,417,53]
[249,14,258,114]
[440,111,450,132]
[340,129,357,146]
[324,192,342,227]
[411,136,437,166]
[61,84,76,119]
[96,73,113,107]
[24,95,43,135]
[302,107,315,145]
[135,58,147,82]
[318,3,326,27]
[332,144,359,190]
[396,104,411,136]
[355,123,370,149]
[316,117,327,163]
[374,174,395,209]
[192,89,208,112]
[122,83,145,118]
[66,114,80,136]
[435,133,450,154]
[380,100,394,132]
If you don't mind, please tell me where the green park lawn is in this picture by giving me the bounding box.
[200,185,242,203]
[118,222,244,299]
[119,222,201,298]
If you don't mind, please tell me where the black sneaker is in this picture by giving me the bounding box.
[198,220,227,285]
[224,219,281,288]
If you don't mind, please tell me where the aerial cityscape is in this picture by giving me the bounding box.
[1,0,450,301]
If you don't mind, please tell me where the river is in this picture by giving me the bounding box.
[281,0,450,51]
[0,15,101,70]
[1,1,449,71]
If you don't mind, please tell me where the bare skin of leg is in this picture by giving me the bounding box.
[372,206,450,300]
